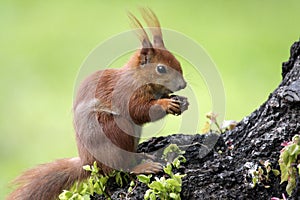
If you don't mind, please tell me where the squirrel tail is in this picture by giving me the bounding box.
[7,157,89,200]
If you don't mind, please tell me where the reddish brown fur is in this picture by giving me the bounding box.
[7,8,188,200]
[7,158,89,200]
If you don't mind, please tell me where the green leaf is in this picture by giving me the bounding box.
[280,150,290,165]
[173,173,186,184]
[289,144,300,156]
[91,161,99,174]
[286,173,296,196]
[82,194,91,200]
[173,158,180,169]
[79,183,89,195]
[163,163,172,176]
[177,155,186,163]
[138,174,152,184]
[272,169,280,176]
[149,192,156,200]
[138,147,186,200]
[115,172,123,187]
[88,178,94,194]
[93,182,101,194]
[93,161,98,169]
[163,144,185,159]
[166,179,181,187]
[292,134,300,144]
[70,193,79,199]
[130,180,135,187]
[280,162,289,183]
[169,192,179,199]
[252,177,258,188]
[172,155,187,169]
[59,190,74,199]
[99,176,108,186]
[277,137,300,196]
[77,195,85,200]
[83,165,91,171]
[174,186,182,193]
[149,181,165,192]
[144,189,151,200]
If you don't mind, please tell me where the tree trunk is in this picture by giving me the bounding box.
[94,40,300,199]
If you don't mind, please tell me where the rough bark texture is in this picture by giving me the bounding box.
[93,40,300,199]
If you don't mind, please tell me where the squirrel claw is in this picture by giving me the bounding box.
[170,95,189,114]
[167,101,181,115]
[131,161,163,174]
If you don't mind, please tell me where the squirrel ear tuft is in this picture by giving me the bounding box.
[128,11,154,65]
[128,11,153,49]
[140,7,165,49]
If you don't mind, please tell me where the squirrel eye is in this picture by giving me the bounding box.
[156,65,167,74]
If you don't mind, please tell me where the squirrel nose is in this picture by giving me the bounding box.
[179,80,187,90]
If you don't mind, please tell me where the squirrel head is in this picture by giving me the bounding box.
[127,8,187,95]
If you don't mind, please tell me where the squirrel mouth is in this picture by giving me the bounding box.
[162,89,174,98]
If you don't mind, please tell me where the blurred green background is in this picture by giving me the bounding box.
[1,0,299,198]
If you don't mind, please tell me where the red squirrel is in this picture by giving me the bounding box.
[7,8,188,200]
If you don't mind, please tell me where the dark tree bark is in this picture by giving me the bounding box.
[94,40,300,199]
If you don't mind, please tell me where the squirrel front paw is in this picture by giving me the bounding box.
[170,95,190,113]
[156,95,189,116]
[156,98,182,115]
[149,96,189,121]
[170,95,189,114]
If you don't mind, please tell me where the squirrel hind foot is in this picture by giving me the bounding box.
[131,161,163,174]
